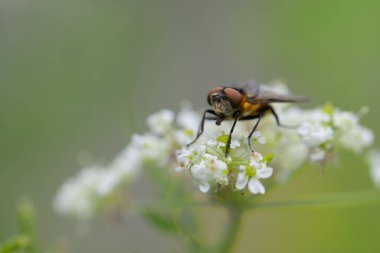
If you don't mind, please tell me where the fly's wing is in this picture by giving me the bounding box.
[230,80,260,98]
[246,88,309,104]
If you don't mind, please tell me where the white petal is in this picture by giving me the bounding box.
[191,164,205,179]
[250,159,260,169]
[230,140,240,149]
[146,109,175,135]
[214,159,227,171]
[176,104,201,130]
[248,178,265,194]
[258,136,266,144]
[199,182,210,193]
[207,139,217,146]
[251,152,263,162]
[257,167,273,179]
[235,173,249,190]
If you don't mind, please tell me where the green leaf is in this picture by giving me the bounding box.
[0,234,31,253]
[17,199,36,253]
[18,199,35,236]
[142,209,176,234]
[216,131,229,145]
[262,154,274,164]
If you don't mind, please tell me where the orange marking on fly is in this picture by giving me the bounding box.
[241,102,264,117]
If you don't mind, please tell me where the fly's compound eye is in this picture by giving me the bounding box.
[224,88,242,108]
[207,86,223,105]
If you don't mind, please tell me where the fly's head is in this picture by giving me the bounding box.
[207,87,242,116]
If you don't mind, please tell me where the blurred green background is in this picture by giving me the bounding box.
[1,0,379,252]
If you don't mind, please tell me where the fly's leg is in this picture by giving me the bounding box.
[269,106,297,129]
[187,109,217,146]
[247,115,262,153]
[225,111,240,157]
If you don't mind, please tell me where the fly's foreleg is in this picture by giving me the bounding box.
[225,111,240,157]
[247,115,262,152]
[187,109,216,146]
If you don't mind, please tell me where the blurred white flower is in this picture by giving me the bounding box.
[367,150,380,187]
[230,139,241,149]
[173,104,202,145]
[333,111,358,130]
[131,134,170,162]
[339,126,374,153]
[176,103,201,130]
[146,109,175,135]
[328,108,373,153]
[274,142,309,181]
[54,143,142,219]
[53,166,104,220]
[298,123,334,147]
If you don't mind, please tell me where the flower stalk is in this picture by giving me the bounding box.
[215,205,244,253]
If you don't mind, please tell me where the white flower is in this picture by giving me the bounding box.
[274,142,308,181]
[252,131,266,144]
[333,111,358,130]
[110,145,141,176]
[176,103,201,130]
[173,130,193,146]
[235,153,273,194]
[339,126,374,153]
[298,123,333,147]
[53,166,104,220]
[230,139,241,149]
[96,145,142,196]
[146,109,175,135]
[173,105,202,145]
[190,154,228,193]
[176,148,192,168]
[131,134,170,162]
[367,150,380,188]
[304,109,331,124]
[54,143,142,219]
[176,145,205,170]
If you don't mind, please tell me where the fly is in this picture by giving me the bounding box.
[187,81,308,157]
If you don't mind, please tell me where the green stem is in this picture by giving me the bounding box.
[215,206,244,253]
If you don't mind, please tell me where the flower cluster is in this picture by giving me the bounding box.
[264,103,374,181]
[279,105,373,159]
[53,106,200,219]
[53,81,377,220]
[53,145,141,220]
[176,130,273,194]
